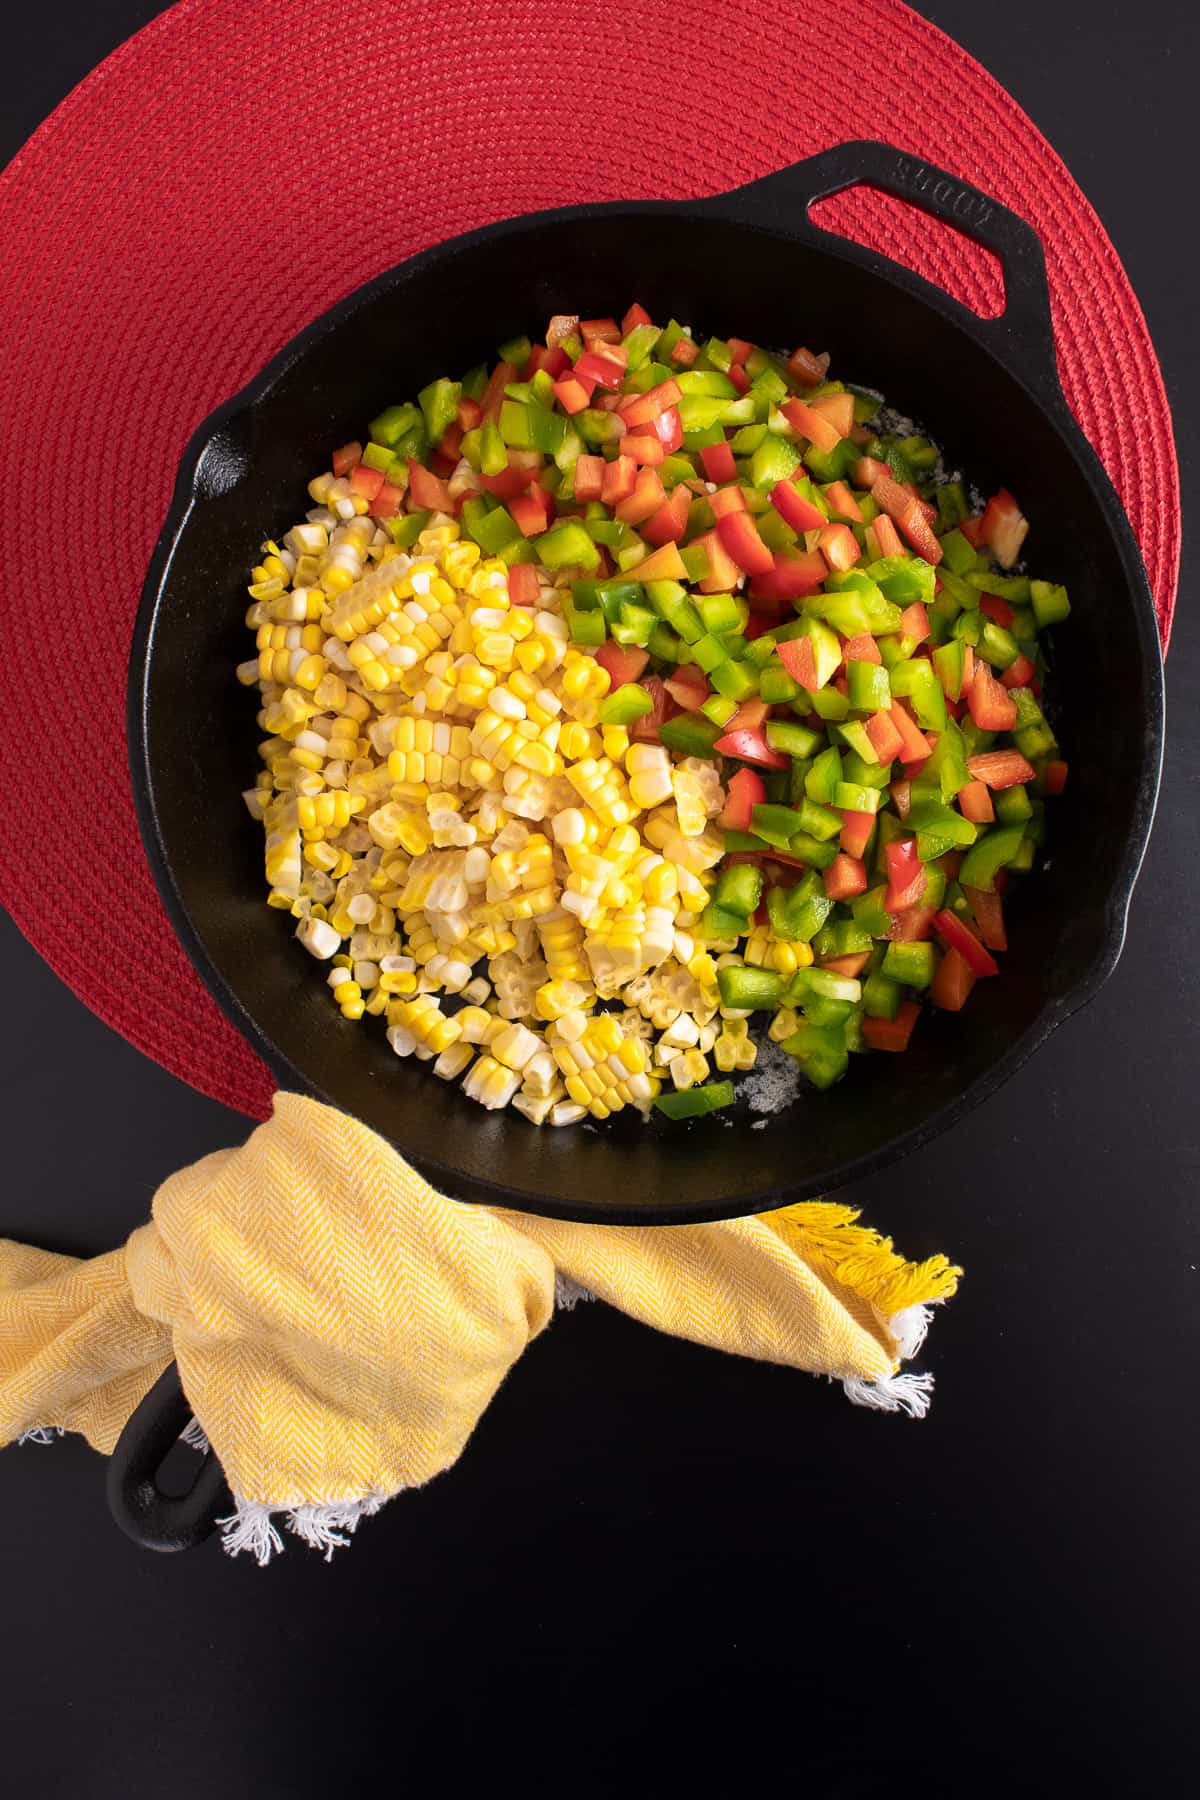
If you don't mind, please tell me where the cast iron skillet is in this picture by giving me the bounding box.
[115,141,1163,1549]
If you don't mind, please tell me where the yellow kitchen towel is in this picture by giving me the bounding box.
[0,1092,959,1560]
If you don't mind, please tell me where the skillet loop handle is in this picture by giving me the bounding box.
[106,1362,229,1552]
[731,138,1061,405]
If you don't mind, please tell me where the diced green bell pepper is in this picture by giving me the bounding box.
[716,965,784,1011]
[978,620,1020,670]
[659,716,722,758]
[713,862,763,920]
[1030,579,1071,628]
[536,520,599,572]
[758,663,802,704]
[889,658,947,731]
[778,1022,849,1089]
[765,719,823,759]
[852,885,892,938]
[598,684,654,726]
[862,969,903,1019]
[834,781,883,815]
[935,481,969,529]
[881,940,935,989]
[938,527,978,574]
[368,401,422,449]
[845,660,892,713]
[655,1081,736,1120]
[957,824,1027,891]
[906,799,978,851]
[701,694,738,728]
[805,746,843,805]
[995,785,1034,824]
[562,602,606,646]
[386,509,430,549]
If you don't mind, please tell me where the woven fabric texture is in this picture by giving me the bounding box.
[0,0,1177,1116]
[0,1093,960,1556]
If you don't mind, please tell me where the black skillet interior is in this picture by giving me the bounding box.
[131,141,1163,1225]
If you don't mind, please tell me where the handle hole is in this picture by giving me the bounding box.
[809,185,1005,320]
[152,1434,208,1500]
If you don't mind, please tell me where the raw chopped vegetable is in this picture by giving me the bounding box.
[238,305,1070,1119]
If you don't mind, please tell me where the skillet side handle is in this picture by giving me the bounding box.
[106,1362,229,1552]
[725,139,1062,408]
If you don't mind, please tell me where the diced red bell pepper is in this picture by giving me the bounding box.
[727,363,751,395]
[823,853,869,902]
[747,549,827,603]
[930,945,977,1012]
[526,344,570,381]
[958,780,995,824]
[430,449,458,478]
[480,360,519,423]
[615,467,667,525]
[369,481,403,519]
[960,514,987,548]
[627,676,672,743]
[438,424,464,468]
[770,478,826,534]
[899,601,930,643]
[854,455,888,489]
[777,636,820,691]
[621,301,653,334]
[885,838,927,913]
[744,612,776,639]
[868,514,906,559]
[710,484,748,520]
[546,314,579,347]
[581,317,621,346]
[1043,760,1069,796]
[968,664,1018,731]
[407,460,455,513]
[692,527,743,593]
[700,440,737,484]
[962,884,1007,951]
[573,455,606,503]
[780,397,842,452]
[838,809,875,859]
[508,489,552,537]
[841,633,882,665]
[941,849,964,881]
[601,455,638,506]
[641,484,691,546]
[669,334,699,367]
[478,463,530,501]
[979,488,1029,567]
[665,673,710,713]
[644,407,683,454]
[575,349,625,390]
[553,376,594,415]
[785,345,829,385]
[457,397,483,432]
[332,441,362,477]
[619,379,682,428]
[625,431,666,466]
[507,562,540,607]
[823,479,863,523]
[934,909,1000,977]
[713,728,789,770]
[871,474,943,563]
[719,766,767,830]
[1001,653,1036,690]
[726,699,769,733]
[821,952,871,978]
[889,699,934,764]
[595,642,650,689]
[808,392,855,439]
[966,749,1036,790]
[818,522,860,571]
[865,710,905,765]
[349,462,386,501]
[716,509,774,576]
[961,644,977,695]
[726,337,755,367]
[887,905,936,943]
[979,593,1014,628]
[863,1000,920,1052]
[625,542,688,582]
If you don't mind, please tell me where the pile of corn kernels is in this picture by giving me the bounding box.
[238,468,814,1125]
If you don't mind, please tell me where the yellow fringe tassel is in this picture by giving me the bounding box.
[762,1201,962,1318]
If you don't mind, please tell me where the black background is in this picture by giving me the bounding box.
[2,2,1197,1792]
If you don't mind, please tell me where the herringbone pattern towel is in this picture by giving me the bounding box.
[1,1094,959,1560]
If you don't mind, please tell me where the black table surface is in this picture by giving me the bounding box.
[3,2,1196,1791]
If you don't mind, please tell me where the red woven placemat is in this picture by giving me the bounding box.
[0,0,1177,1120]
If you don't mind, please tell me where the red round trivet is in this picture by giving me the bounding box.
[0,0,1178,1120]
